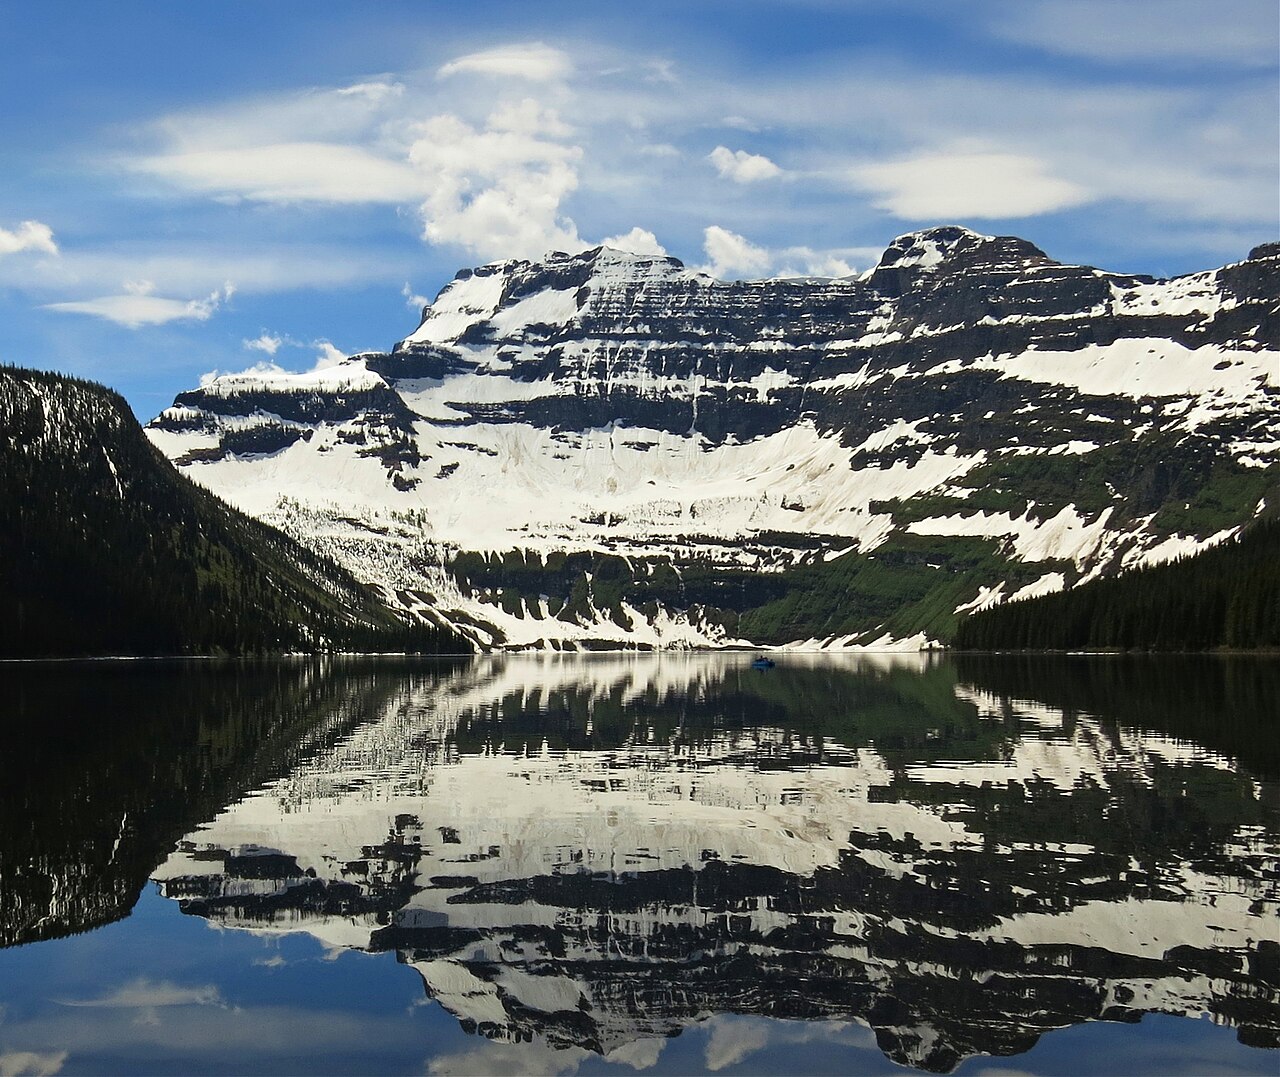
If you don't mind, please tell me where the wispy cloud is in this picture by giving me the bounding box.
[705,1018,768,1071]
[199,360,285,386]
[101,28,1278,280]
[698,227,875,280]
[437,43,572,83]
[851,148,1090,219]
[0,997,433,1067]
[57,978,223,1009]
[993,0,1279,66]
[334,79,405,102]
[0,243,408,307]
[45,283,234,328]
[130,142,424,205]
[428,1040,589,1076]
[402,282,431,311]
[312,340,347,369]
[772,245,880,279]
[232,333,349,370]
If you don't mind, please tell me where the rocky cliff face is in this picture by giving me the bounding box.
[146,228,1280,649]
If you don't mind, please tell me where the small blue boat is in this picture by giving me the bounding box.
[751,656,776,670]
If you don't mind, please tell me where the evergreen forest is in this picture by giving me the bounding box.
[0,366,463,657]
[955,518,1279,651]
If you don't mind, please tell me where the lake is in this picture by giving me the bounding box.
[0,653,1276,1076]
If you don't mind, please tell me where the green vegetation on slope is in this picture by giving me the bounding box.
[954,519,1280,651]
[447,536,1069,646]
[874,436,1275,537]
[1,366,464,657]
[737,533,1067,645]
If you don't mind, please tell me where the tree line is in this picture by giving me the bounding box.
[955,519,1279,651]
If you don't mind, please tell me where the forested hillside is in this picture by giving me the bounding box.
[0,366,464,657]
[955,519,1279,651]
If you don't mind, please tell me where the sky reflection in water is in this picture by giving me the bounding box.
[0,653,1276,1075]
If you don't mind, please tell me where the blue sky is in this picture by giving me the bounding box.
[1,0,1276,419]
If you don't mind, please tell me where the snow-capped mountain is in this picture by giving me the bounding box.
[153,654,1280,1071]
[146,228,1280,649]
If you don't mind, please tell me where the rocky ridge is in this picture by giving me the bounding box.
[146,228,1280,649]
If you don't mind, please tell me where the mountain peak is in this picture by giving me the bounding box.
[404,243,695,347]
[875,226,1056,277]
[877,226,990,270]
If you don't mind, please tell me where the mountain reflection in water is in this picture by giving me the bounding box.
[2,654,1277,1075]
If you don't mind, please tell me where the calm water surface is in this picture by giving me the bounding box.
[0,654,1277,1075]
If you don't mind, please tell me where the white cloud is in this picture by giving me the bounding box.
[312,340,347,369]
[599,227,666,255]
[409,100,584,260]
[772,245,880,279]
[244,332,282,355]
[231,333,348,369]
[0,220,58,256]
[708,146,782,183]
[58,979,222,1009]
[115,62,599,262]
[402,282,431,311]
[705,1018,769,1071]
[199,360,285,386]
[603,1038,665,1070]
[852,149,1091,219]
[643,59,679,85]
[44,283,233,328]
[428,1040,589,1076]
[700,233,876,281]
[105,34,1276,279]
[0,244,410,298]
[131,142,424,205]
[438,43,571,83]
[0,1051,68,1077]
[334,79,404,102]
[701,225,770,279]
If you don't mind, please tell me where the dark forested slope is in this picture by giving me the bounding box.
[0,366,463,656]
[955,518,1280,651]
